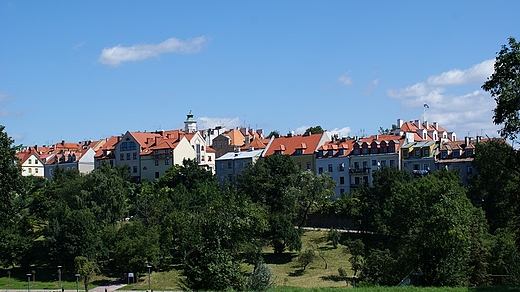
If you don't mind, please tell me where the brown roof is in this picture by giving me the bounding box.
[264,133,325,156]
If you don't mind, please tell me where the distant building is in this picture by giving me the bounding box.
[215,148,264,185]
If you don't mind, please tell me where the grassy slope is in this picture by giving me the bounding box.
[1,230,519,291]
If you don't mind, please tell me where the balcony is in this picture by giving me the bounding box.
[349,167,370,174]
[152,153,171,160]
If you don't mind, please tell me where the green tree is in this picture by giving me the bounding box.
[110,221,160,274]
[344,238,364,276]
[305,126,325,134]
[0,126,29,268]
[179,190,267,291]
[159,158,218,191]
[74,256,99,292]
[360,169,489,286]
[44,208,103,268]
[267,130,280,139]
[246,261,276,291]
[482,37,520,140]
[298,248,316,271]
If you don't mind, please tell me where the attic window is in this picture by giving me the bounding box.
[295,149,303,155]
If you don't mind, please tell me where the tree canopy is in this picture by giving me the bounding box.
[482,37,520,140]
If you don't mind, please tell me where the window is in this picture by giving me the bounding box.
[306,162,311,170]
[35,168,38,173]
[133,152,137,160]
[423,164,430,172]
[318,167,323,174]
[362,161,368,168]
[380,160,386,168]
[340,176,345,185]
[35,160,38,164]
[372,160,377,166]
[441,151,448,158]
[28,159,32,164]
[362,148,369,154]
[155,172,160,178]
[220,162,224,169]
[328,150,334,156]
[296,149,303,155]
[467,166,473,175]
[354,162,360,170]
[363,176,369,186]
[165,159,170,165]
[371,147,378,154]
[466,149,474,157]
[120,154,124,160]
[328,164,333,172]
[389,145,395,152]
[354,177,360,185]
[413,164,420,170]
[414,149,420,157]
[339,163,345,171]
[340,189,345,195]
[28,168,32,173]
[297,162,302,169]
[423,148,429,156]
[403,149,409,157]
[338,149,345,155]
[127,153,130,160]
[228,161,232,169]
[454,150,460,158]
[133,166,137,173]
[120,141,137,151]
[389,160,395,167]
[236,161,241,168]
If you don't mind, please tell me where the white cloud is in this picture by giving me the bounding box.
[294,125,351,138]
[387,59,500,137]
[72,41,85,51]
[338,74,353,85]
[427,59,494,86]
[0,93,23,117]
[98,36,210,67]
[365,79,379,96]
[327,126,352,138]
[197,116,241,130]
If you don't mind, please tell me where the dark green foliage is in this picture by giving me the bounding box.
[268,214,302,254]
[489,228,520,285]
[44,208,103,267]
[0,126,34,268]
[305,125,325,134]
[482,37,520,140]
[344,238,364,276]
[159,158,218,191]
[179,190,267,291]
[110,221,160,274]
[357,169,489,286]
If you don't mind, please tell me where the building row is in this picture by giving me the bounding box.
[17,114,484,198]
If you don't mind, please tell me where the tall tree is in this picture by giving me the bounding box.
[0,126,28,267]
[237,155,303,253]
[482,37,520,140]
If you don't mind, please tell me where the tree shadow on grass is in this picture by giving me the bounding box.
[262,253,297,265]
[288,269,305,277]
[321,274,345,282]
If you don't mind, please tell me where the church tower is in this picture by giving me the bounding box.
[184,110,197,133]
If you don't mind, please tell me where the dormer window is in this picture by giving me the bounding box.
[453,150,460,158]
[328,150,333,156]
[423,148,429,156]
[274,150,283,155]
[338,149,345,155]
[295,149,303,155]
[466,149,474,157]
[415,149,420,157]
[441,150,448,159]
[403,149,409,157]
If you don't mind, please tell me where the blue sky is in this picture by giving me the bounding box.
[1,1,519,146]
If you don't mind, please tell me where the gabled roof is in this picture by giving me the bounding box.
[264,133,326,156]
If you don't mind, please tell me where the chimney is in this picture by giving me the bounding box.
[424,120,429,129]
[397,118,404,128]
[414,120,421,129]
[433,122,439,130]
[465,136,471,146]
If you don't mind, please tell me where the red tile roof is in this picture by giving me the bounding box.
[264,133,325,156]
